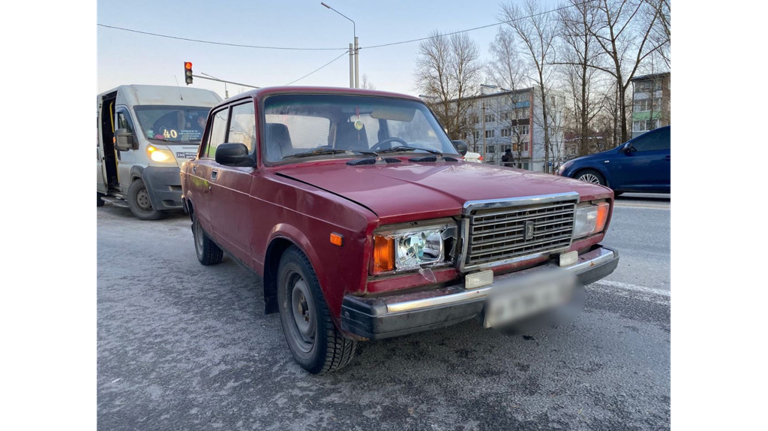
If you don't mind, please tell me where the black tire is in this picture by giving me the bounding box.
[277,246,356,374]
[97,192,105,207]
[574,169,606,186]
[127,179,166,220]
[192,215,223,265]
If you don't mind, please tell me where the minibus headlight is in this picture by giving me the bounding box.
[146,145,174,163]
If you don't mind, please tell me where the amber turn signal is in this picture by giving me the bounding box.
[330,232,343,247]
[595,202,609,234]
[373,235,394,274]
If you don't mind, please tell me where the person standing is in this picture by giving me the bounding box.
[501,148,514,167]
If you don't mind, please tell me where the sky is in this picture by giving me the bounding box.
[97,0,559,99]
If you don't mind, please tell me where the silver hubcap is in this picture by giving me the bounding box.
[290,277,316,352]
[136,188,152,211]
[578,173,601,184]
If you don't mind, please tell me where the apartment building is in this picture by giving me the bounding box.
[631,72,671,138]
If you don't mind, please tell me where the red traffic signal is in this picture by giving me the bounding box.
[184,62,193,85]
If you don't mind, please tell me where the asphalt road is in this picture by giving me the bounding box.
[98,194,670,430]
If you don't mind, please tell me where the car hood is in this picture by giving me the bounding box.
[275,161,612,223]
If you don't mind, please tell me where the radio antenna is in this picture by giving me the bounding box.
[173,75,184,100]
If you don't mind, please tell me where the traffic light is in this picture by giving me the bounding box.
[184,62,193,85]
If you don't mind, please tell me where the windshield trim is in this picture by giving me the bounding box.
[258,93,458,167]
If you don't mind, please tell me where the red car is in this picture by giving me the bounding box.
[181,87,619,374]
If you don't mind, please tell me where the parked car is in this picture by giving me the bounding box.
[96,85,222,219]
[556,126,670,194]
[462,151,483,163]
[181,87,619,374]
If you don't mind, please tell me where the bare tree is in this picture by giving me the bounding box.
[557,0,602,157]
[415,31,482,140]
[486,28,530,167]
[500,0,558,173]
[585,0,668,144]
[361,74,376,90]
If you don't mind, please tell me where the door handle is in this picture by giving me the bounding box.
[211,170,218,181]
[192,164,197,173]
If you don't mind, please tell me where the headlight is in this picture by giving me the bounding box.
[372,222,457,274]
[146,145,174,163]
[557,160,574,175]
[573,201,610,238]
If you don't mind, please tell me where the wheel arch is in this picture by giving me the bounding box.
[129,165,144,182]
[572,165,611,188]
[262,226,323,315]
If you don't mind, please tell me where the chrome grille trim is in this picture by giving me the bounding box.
[459,192,579,271]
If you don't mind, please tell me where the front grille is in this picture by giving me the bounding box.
[465,200,575,266]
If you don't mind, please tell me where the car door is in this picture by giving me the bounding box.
[96,100,108,194]
[609,128,668,192]
[207,100,258,263]
[188,106,229,236]
[114,106,139,193]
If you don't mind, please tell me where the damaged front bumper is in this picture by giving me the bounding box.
[341,245,619,340]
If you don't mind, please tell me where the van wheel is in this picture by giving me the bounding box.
[192,215,223,265]
[277,246,356,374]
[97,192,105,207]
[127,179,166,220]
[575,169,605,186]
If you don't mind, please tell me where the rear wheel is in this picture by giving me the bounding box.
[127,179,166,220]
[277,246,356,374]
[574,169,605,186]
[192,215,223,265]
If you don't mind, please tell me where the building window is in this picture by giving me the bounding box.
[516,125,529,136]
[632,119,661,132]
[470,114,479,124]
[501,128,511,137]
[473,131,480,141]
[634,98,663,112]
[485,113,496,123]
[485,130,495,138]
[500,112,510,121]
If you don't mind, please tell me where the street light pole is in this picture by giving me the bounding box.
[201,72,228,98]
[321,2,358,88]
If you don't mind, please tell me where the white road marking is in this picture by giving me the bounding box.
[588,280,672,305]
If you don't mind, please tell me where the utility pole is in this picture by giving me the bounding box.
[348,43,354,88]
[354,37,359,88]
[481,101,486,162]
[321,2,358,88]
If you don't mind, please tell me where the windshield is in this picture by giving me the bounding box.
[134,105,212,144]
[263,94,457,163]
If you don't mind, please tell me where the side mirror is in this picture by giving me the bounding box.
[452,140,468,156]
[115,128,137,151]
[215,143,255,167]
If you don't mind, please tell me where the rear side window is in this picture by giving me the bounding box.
[205,108,229,158]
[228,103,256,152]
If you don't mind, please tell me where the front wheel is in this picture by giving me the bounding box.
[127,179,166,220]
[277,246,356,374]
[574,169,606,186]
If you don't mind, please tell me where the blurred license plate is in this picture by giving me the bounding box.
[484,273,576,328]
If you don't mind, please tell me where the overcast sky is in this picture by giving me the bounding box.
[98,0,561,98]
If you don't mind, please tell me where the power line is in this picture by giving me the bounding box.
[360,1,588,50]
[97,24,347,51]
[284,50,350,85]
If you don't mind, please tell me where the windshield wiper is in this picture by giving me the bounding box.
[377,145,443,157]
[282,148,378,159]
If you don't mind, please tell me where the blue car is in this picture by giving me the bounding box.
[557,126,670,194]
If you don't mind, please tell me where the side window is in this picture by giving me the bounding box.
[205,108,229,158]
[116,109,135,134]
[228,103,256,152]
[631,128,669,152]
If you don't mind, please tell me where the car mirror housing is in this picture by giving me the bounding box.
[215,143,255,167]
[452,140,468,156]
[114,128,137,151]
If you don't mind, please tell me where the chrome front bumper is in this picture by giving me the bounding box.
[341,246,619,340]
